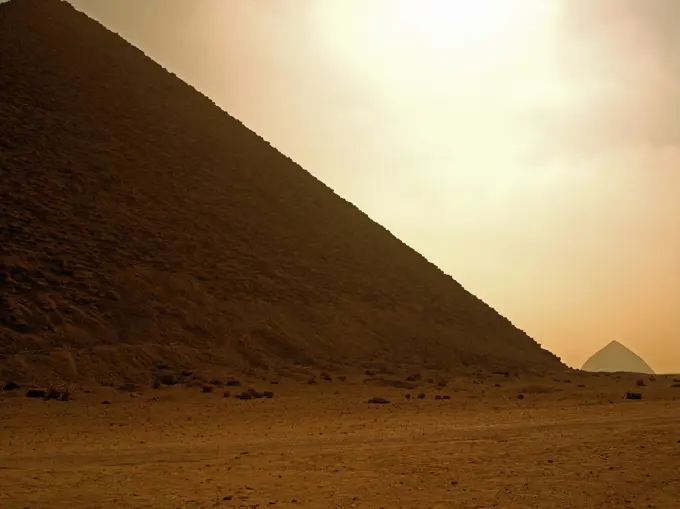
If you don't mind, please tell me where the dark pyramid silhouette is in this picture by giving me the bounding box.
[581,341,654,374]
[0,0,563,383]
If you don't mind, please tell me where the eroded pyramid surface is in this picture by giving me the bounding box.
[0,0,563,383]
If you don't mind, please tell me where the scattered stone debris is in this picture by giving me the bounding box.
[442,395,451,400]
[517,394,525,400]
[417,393,426,399]
[152,379,161,389]
[320,372,332,381]
[405,373,422,382]
[181,370,193,378]
[160,374,179,386]
[25,388,46,399]
[364,369,376,377]
[577,384,586,388]
[307,377,317,385]
[225,379,241,387]
[626,392,643,400]
[636,379,646,387]
[494,383,502,388]
[223,390,231,398]
[2,381,20,391]
[118,382,138,393]
[493,371,510,377]
[229,388,273,400]
[102,400,111,405]
[405,393,411,399]
[201,384,214,393]
[337,375,347,382]
[386,380,415,390]
[248,388,264,399]
[563,379,572,384]
[44,387,62,400]
[367,397,390,404]
[435,395,442,400]
[437,380,448,388]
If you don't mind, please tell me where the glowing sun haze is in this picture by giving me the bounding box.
[65,0,680,373]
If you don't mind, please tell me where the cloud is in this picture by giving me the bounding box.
[530,0,680,160]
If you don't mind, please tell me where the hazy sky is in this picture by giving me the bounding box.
[65,0,680,373]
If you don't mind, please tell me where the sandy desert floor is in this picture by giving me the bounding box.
[1,372,679,509]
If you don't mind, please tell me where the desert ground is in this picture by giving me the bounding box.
[2,371,679,509]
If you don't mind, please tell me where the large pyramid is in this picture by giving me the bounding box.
[0,0,563,383]
[581,341,654,374]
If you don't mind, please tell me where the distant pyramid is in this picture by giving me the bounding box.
[582,341,654,374]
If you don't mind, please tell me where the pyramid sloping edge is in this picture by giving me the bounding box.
[0,0,564,383]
